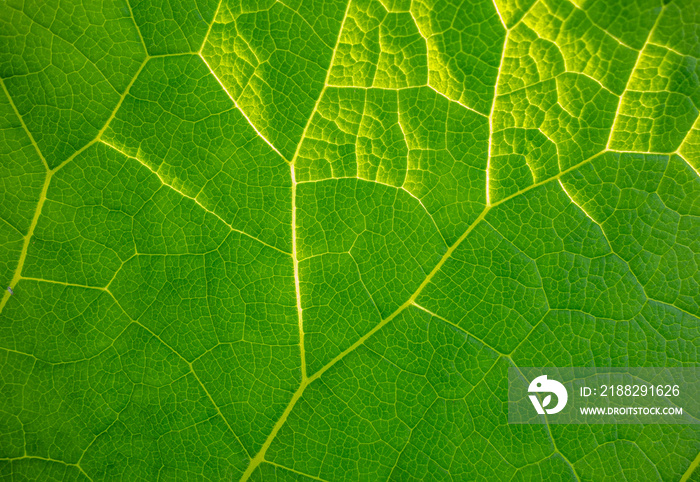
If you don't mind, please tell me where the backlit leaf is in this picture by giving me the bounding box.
[1,0,699,480]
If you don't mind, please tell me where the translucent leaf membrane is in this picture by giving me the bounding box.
[1,0,699,480]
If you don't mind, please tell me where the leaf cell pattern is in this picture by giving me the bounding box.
[1,0,700,480]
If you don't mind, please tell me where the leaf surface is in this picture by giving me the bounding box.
[1,0,700,480]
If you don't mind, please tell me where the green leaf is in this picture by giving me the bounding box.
[1,0,699,480]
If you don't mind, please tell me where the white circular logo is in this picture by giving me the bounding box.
[528,375,568,414]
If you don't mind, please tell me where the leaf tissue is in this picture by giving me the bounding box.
[1,0,699,480]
